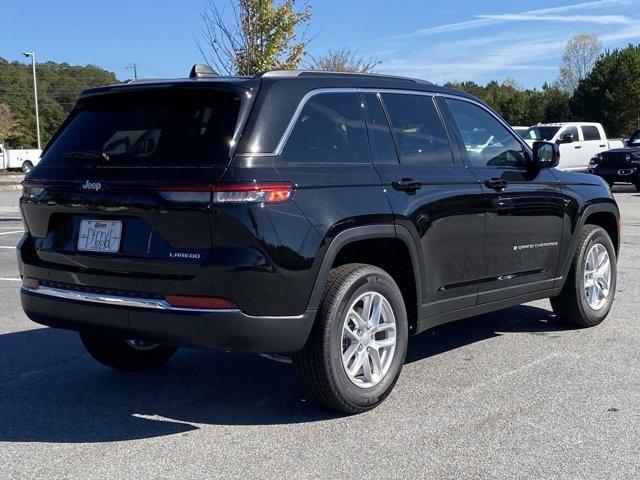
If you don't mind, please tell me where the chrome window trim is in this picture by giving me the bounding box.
[21,285,241,313]
[236,87,438,157]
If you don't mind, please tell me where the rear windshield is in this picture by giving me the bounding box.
[41,89,241,167]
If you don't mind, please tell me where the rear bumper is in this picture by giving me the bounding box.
[21,286,315,353]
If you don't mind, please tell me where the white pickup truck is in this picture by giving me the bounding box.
[0,144,41,173]
[520,123,624,171]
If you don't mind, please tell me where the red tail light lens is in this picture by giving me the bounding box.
[158,183,294,204]
[164,295,238,310]
[22,277,39,289]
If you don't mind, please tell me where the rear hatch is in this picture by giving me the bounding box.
[21,83,254,290]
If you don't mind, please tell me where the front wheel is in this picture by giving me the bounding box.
[634,177,640,192]
[80,333,177,371]
[292,263,408,414]
[551,225,617,327]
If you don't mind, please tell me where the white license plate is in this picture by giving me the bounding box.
[77,220,122,253]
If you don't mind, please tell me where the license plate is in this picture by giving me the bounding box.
[77,220,122,253]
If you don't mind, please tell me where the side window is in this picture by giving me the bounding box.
[562,126,579,141]
[582,125,601,141]
[444,98,527,169]
[280,92,369,163]
[381,93,453,166]
[361,92,398,164]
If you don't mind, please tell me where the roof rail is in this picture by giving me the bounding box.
[261,70,433,85]
[190,64,218,79]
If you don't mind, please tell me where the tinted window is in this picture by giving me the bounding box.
[42,90,241,167]
[562,126,579,140]
[361,92,397,164]
[281,92,369,163]
[521,126,560,141]
[445,98,527,169]
[381,93,453,166]
[582,125,601,141]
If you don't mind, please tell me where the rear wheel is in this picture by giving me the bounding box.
[21,161,33,174]
[292,264,408,414]
[80,333,177,371]
[551,225,616,327]
[634,177,640,192]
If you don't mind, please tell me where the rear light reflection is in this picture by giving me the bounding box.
[164,295,237,310]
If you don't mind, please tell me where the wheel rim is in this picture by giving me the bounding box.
[583,243,611,311]
[125,339,159,351]
[341,291,397,389]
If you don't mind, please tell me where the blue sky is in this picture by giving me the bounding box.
[2,0,640,88]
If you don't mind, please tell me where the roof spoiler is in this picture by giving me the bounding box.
[189,64,218,79]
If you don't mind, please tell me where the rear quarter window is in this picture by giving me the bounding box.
[41,89,241,167]
[280,92,369,163]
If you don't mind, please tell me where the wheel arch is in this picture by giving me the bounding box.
[306,225,423,334]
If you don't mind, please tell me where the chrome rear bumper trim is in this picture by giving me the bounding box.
[20,285,240,313]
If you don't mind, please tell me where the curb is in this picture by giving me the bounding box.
[0,184,22,192]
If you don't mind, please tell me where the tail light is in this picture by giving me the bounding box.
[158,182,294,204]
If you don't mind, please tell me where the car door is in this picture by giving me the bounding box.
[362,91,485,319]
[438,95,566,303]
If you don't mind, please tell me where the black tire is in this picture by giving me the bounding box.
[21,161,33,174]
[551,225,617,327]
[292,263,408,414]
[634,178,640,192]
[80,333,177,371]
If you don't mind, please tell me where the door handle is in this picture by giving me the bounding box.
[484,178,508,191]
[599,144,606,147]
[392,178,422,193]
[574,145,582,149]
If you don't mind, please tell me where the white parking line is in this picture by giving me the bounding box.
[0,277,21,282]
[0,230,23,236]
[0,246,16,249]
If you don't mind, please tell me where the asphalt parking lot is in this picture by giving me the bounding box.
[0,187,639,479]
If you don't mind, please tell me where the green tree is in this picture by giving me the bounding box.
[445,79,570,126]
[0,102,16,143]
[571,44,640,136]
[199,0,311,75]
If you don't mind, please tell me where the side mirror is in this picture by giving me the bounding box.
[532,141,559,169]
[557,133,574,144]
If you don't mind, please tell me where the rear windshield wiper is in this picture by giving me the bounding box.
[62,150,110,162]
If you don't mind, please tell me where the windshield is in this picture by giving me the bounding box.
[521,126,560,141]
[629,131,640,145]
[41,89,241,167]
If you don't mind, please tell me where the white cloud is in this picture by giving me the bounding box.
[363,0,640,85]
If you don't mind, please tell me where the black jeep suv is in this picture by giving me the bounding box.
[588,129,640,190]
[18,66,620,413]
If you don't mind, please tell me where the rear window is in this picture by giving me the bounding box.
[582,125,601,141]
[41,89,241,167]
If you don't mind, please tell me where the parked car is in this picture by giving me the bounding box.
[520,123,624,171]
[0,143,41,173]
[511,126,530,137]
[588,128,640,190]
[18,66,620,413]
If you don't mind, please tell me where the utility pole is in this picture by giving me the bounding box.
[21,51,41,150]
[125,62,139,80]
